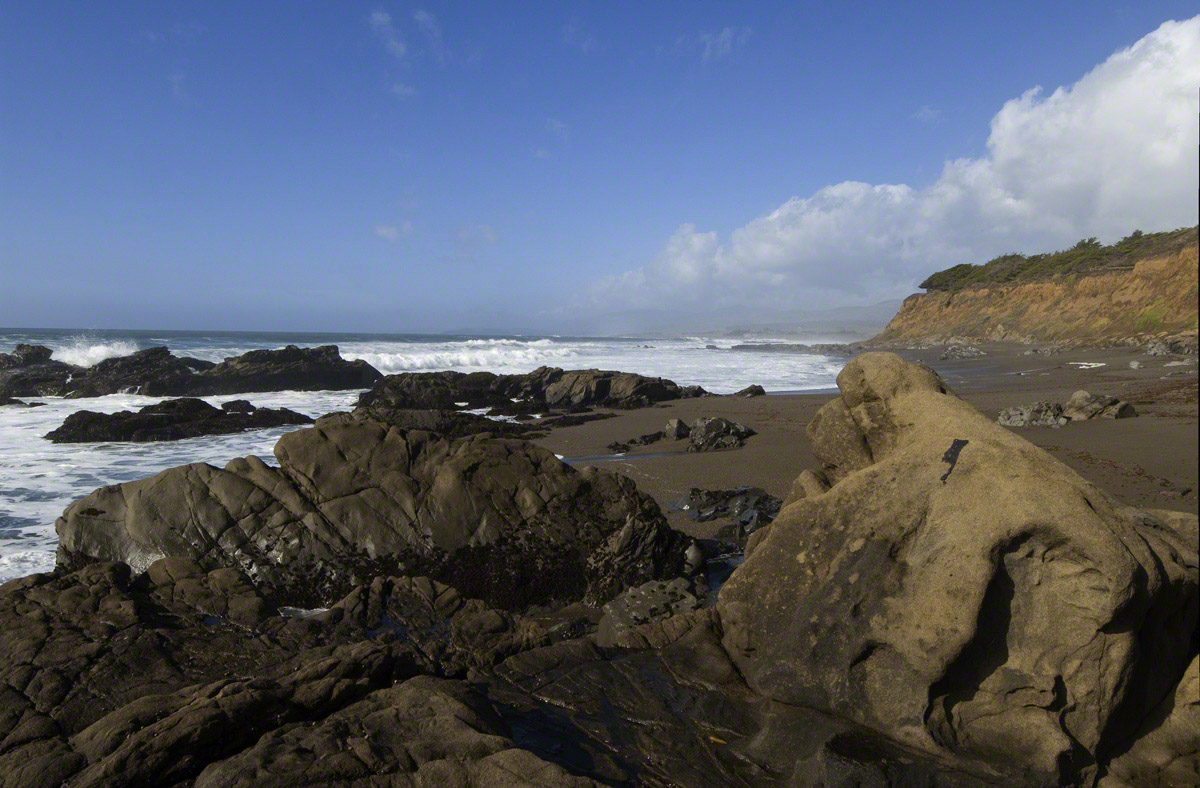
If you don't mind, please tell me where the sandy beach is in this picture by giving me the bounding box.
[536,343,1199,540]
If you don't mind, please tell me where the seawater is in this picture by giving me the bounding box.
[0,328,846,580]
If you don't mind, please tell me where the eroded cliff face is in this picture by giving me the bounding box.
[874,242,1198,344]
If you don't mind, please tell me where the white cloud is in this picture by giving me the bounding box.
[413,9,448,64]
[374,221,414,242]
[912,105,941,123]
[458,224,499,246]
[588,17,1200,312]
[390,81,417,97]
[547,117,570,141]
[698,27,752,60]
[561,19,597,53]
[369,9,406,58]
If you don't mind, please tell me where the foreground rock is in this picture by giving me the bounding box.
[0,344,382,399]
[719,352,1198,784]
[57,416,692,610]
[675,486,781,538]
[45,398,313,443]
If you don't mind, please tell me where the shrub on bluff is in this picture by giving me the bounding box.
[717,352,1198,785]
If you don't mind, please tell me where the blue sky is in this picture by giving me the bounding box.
[1,3,1197,333]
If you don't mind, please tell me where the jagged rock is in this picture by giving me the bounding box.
[341,406,541,440]
[733,384,766,397]
[0,344,77,397]
[606,441,630,454]
[717,352,1199,785]
[1146,336,1195,356]
[359,367,707,413]
[675,487,781,537]
[939,345,985,360]
[44,398,313,443]
[997,401,1069,428]
[664,418,690,439]
[686,417,756,452]
[56,418,692,610]
[1062,390,1138,421]
[221,399,256,412]
[168,345,381,396]
[595,578,700,646]
[61,347,215,398]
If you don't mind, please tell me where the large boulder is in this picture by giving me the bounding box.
[0,344,77,397]
[45,398,313,443]
[56,417,691,610]
[168,344,381,396]
[717,352,1198,784]
[1062,390,1137,421]
[686,417,756,452]
[62,346,215,398]
[997,401,1069,428]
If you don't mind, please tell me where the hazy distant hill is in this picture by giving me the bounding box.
[874,228,1198,344]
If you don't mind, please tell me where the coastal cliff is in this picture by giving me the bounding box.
[874,228,1198,345]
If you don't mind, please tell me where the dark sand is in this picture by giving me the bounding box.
[533,343,1198,537]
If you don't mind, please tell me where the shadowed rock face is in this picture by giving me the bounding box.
[55,417,691,611]
[0,344,381,399]
[718,352,1199,784]
[45,398,313,443]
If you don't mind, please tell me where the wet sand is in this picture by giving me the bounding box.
[533,343,1198,536]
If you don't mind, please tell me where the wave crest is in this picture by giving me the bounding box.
[343,340,582,374]
[51,340,140,367]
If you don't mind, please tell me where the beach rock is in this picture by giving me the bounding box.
[939,345,985,360]
[341,405,541,440]
[675,487,781,537]
[45,398,314,443]
[0,343,53,368]
[1062,390,1137,421]
[595,577,700,646]
[0,396,33,407]
[1128,360,1141,369]
[168,344,381,396]
[997,401,1069,428]
[686,416,756,452]
[221,399,256,412]
[359,367,706,415]
[717,352,1199,784]
[606,441,630,454]
[664,417,690,439]
[1146,336,1195,356]
[62,346,215,398]
[535,411,616,429]
[1101,656,1199,787]
[733,384,766,397]
[0,344,77,397]
[56,418,692,611]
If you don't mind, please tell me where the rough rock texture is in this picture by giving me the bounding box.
[169,344,382,396]
[61,347,216,398]
[939,345,985,360]
[1062,390,1138,421]
[0,559,592,786]
[1101,656,1200,786]
[56,418,691,610]
[686,416,756,452]
[718,352,1199,784]
[0,344,77,397]
[595,577,700,646]
[733,384,766,397]
[675,487,782,538]
[997,401,1070,428]
[45,398,313,443]
[1146,333,1197,356]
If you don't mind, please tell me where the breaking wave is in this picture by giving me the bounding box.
[50,340,141,368]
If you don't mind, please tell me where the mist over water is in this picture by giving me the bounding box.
[0,328,847,579]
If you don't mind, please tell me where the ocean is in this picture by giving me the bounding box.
[0,327,847,580]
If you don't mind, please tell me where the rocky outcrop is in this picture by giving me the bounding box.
[0,344,382,399]
[874,236,1198,345]
[733,384,766,397]
[664,417,690,439]
[0,344,77,397]
[343,405,543,440]
[675,486,781,538]
[56,418,692,610]
[45,398,313,443]
[595,577,701,645]
[938,345,985,360]
[1146,333,1196,356]
[686,417,756,452]
[718,352,1199,784]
